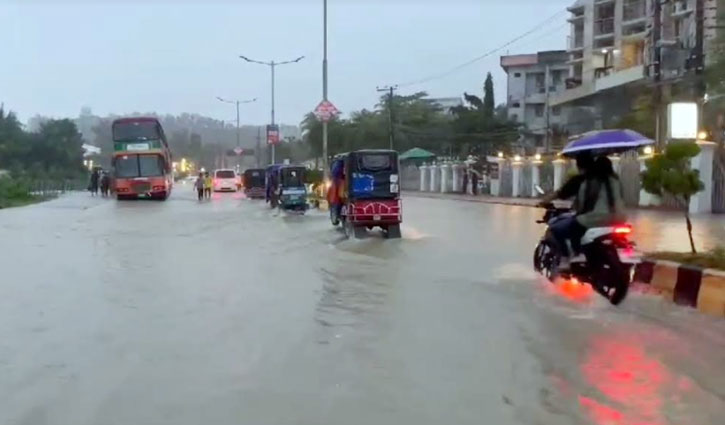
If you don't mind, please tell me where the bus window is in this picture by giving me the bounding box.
[113,121,160,141]
[115,155,140,178]
[139,155,165,177]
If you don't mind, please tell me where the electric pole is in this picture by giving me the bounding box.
[377,85,398,150]
[322,0,329,178]
[239,55,305,165]
[652,0,663,148]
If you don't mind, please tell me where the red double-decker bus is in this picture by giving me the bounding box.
[111,117,173,200]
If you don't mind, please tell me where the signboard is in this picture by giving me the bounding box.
[267,124,280,145]
[668,102,698,140]
[126,143,151,151]
[314,100,340,122]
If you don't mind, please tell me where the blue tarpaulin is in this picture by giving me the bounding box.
[352,173,374,194]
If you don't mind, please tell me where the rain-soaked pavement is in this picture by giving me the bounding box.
[1,187,724,425]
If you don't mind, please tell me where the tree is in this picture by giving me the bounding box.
[641,142,704,253]
[611,93,656,139]
[483,72,495,120]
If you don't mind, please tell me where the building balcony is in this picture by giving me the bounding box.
[672,0,694,17]
[567,35,584,51]
[594,64,645,91]
[622,0,647,23]
[594,18,615,38]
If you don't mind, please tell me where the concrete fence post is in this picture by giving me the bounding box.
[420,165,429,191]
[553,159,567,191]
[451,164,459,193]
[429,164,438,192]
[690,141,716,214]
[440,163,451,193]
[638,156,660,207]
[489,158,504,197]
[512,161,522,198]
[531,160,542,197]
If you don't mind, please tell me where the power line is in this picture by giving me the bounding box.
[395,10,567,88]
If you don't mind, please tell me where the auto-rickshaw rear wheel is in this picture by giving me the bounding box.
[384,224,402,239]
[344,220,366,239]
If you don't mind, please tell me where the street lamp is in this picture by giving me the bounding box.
[216,96,257,148]
[239,54,305,164]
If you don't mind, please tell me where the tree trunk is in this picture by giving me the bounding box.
[684,195,697,254]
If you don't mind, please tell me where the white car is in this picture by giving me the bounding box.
[213,169,238,192]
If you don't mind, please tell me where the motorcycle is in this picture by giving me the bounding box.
[532,188,641,305]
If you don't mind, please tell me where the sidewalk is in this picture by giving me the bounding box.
[405,191,541,207]
[405,190,725,252]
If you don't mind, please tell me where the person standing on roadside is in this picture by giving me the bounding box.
[194,172,205,201]
[88,168,100,196]
[204,171,213,199]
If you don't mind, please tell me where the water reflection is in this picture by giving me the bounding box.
[576,332,690,425]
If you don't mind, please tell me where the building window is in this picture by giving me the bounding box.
[534,104,545,117]
[512,102,521,108]
[514,73,521,78]
[552,106,561,116]
[551,70,564,85]
[511,114,519,122]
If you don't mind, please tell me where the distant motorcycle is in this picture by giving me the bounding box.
[532,189,641,305]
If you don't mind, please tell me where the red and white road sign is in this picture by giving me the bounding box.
[314,100,340,122]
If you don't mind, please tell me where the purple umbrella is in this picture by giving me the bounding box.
[561,129,654,157]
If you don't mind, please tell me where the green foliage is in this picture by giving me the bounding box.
[483,72,495,120]
[612,94,656,139]
[0,107,86,179]
[641,142,704,201]
[642,141,704,253]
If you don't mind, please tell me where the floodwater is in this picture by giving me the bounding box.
[0,187,723,425]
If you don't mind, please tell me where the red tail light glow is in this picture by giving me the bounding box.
[614,225,632,235]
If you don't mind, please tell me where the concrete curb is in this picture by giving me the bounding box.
[634,260,725,318]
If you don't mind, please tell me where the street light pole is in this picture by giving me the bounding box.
[322,0,329,178]
[216,96,257,166]
[240,54,304,165]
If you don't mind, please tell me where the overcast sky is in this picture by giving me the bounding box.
[3,0,572,126]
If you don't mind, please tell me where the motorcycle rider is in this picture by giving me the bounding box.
[539,152,627,270]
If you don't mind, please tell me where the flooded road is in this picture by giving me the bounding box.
[0,189,723,425]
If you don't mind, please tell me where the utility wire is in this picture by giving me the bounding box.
[395,10,567,88]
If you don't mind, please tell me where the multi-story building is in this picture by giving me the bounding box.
[551,0,717,134]
[500,50,570,151]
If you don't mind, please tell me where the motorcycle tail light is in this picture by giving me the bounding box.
[614,225,632,235]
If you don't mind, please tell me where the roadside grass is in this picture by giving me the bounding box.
[0,177,55,209]
[649,247,725,271]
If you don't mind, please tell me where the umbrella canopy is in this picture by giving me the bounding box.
[562,129,654,157]
[399,147,436,161]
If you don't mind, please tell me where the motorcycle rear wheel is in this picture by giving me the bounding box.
[591,247,630,305]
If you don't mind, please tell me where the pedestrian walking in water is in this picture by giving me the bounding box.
[100,171,111,197]
[88,168,100,197]
[194,172,205,201]
[204,172,212,199]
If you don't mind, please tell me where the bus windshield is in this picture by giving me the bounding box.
[113,121,161,141]
[115,154,165,178]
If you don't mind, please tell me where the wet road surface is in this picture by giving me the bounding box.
[0,189,724,425]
